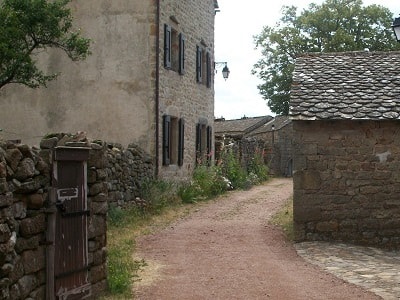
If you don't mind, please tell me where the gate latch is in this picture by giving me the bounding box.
[56,188,79,212]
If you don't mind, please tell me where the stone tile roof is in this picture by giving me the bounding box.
[290,51,400,120]
[214,116,272,137]
[248,115,291,136]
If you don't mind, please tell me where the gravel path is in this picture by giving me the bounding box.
[134,178,379,299]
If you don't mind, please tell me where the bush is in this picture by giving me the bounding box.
[247,150,269,184]
[141,179,180,212]
[220,150,248,189]
[178,165,227,203]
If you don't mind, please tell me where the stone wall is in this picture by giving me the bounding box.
[104,143,154,208]
[0,133,155,299]
[293,120,400,248]
[0,140,50,299]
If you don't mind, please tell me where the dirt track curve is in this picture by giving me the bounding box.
[134,178,379,299]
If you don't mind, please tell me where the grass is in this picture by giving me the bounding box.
[270,196,294,241]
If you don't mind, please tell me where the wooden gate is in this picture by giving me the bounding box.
[47,147,91,299]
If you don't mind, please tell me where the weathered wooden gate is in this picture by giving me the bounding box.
[47,147,91,299]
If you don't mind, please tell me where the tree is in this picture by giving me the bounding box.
[0,0,90,89]
[252,0,400,115]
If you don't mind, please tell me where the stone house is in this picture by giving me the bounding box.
[214,116,271,164]
[0,0,219,180]
[290,51,400,248]
[214,115,294,177]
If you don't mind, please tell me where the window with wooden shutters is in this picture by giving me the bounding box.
[206,51,212,88]
[163,115,184,166]
[179,34,185,75]
[196,121,210,164]
[196,46,202,83]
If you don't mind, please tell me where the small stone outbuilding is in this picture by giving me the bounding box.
[290,51,400,248]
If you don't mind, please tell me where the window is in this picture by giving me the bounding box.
[164,24,185,74]
[196,122,212,164]
[196,46,212,87]
[163,115,185,166]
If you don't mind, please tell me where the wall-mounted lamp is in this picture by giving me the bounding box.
[392,17,400,42]
[214,62,230,80]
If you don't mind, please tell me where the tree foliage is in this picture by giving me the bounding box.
[0,0,90,89]
[252,0,400,115]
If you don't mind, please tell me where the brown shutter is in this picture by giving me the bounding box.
[179,33,185,75]
[196,46,202,83]
[206,52,212,88]
[164,24,171,69]
[196,123,201,161]
[178,118,185,166]
[163,115,171,165]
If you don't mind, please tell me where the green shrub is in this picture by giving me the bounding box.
[141,179,180,212]
[108,204,125,227]
[220,150,247,189]
[178,165,227,203]
[247,149,269,183]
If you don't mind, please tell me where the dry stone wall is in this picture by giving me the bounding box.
[0,133,154,299]
[293,120,400,248]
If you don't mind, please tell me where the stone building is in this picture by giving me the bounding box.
[214,116,271,164]
[0,0,219,179]
[214,115,293,177]
[247,116,293,176]
[290,51,400,248]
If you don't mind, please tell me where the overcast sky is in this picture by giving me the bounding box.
[214,0,399,120]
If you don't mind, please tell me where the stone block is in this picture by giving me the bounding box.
[22,248,45,274]
[91,201,108,215]
[89,264,106,283]
[16,275,38,299]
[91,192,107,203]
[88,215,106,239]
[89,182,107,196]
[316,220,339,232]
[19,215,45,237]
[293,170,321,190]
[0,162,6,178]
[0,193,13,208]
[27,194,45,209]
[0,224,11,243]
[12,202,26,219]
[5,148,23,172]
[15,236,40,253]
[39,137,58,149]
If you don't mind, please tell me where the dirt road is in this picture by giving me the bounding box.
[134,178,379,299]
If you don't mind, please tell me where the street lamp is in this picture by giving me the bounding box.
[214,62,230,80]
[392,17,400,42]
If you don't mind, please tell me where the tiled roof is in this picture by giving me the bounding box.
[214,116,272,137]
[290,51,400,120]
[248,116,291,135]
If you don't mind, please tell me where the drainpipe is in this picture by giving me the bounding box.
[155,0,160,178]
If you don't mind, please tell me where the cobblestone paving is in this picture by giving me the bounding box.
[295,242,400,300]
